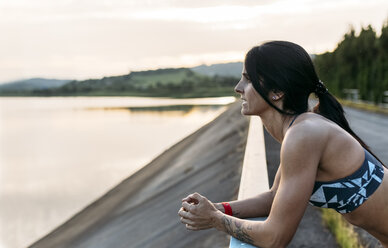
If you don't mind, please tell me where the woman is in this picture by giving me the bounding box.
[178,41,388,247]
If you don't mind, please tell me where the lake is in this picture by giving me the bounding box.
[0,96,235,248]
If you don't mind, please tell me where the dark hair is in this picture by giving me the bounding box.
[245,41,385,167]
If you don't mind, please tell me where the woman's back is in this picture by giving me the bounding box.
[288,112,365,182]
[287,112,388,244]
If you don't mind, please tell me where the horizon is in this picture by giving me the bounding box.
[1,0,388,84]
[0,61,244,85]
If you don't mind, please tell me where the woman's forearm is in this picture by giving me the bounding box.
[212,211,276,248]
[215,190,274,218]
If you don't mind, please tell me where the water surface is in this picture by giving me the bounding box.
[0,96,235,248]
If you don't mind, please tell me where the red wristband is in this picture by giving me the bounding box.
[222,202,233,216]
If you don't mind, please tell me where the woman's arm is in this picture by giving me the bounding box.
[213,164,282,218]
[179,125,322,247]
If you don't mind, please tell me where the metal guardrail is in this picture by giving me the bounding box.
[384,91,388,108]
[343,89,388,108]
[229,116,269,248]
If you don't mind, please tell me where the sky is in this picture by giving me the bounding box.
[0,0,388,84]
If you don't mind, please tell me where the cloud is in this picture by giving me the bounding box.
[1,0,388,82]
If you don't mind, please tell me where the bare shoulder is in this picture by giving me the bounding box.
[282,113,329,154]
[281,113,329,170]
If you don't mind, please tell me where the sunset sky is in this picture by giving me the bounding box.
[1,0,388,83]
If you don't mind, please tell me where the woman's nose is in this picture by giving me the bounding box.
[234,80,243,94]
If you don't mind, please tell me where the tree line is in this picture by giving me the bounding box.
[314,19,388,104]
[26,68,239,98]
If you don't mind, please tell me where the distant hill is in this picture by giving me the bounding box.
[191,62,243,78]
[0,63,242,97]
[23,67,238,98]
[0,78,70,92]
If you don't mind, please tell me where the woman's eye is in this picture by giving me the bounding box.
[242,73,251,82]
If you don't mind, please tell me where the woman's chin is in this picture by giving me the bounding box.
[241,107,251,116]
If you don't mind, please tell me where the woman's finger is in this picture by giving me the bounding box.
[177,208,185,217]
[180,217,195,226]
[178,207,187,214]
[178,208,194,219]
[193,223,212,230]
[185,224,200,231]
[182,194,194,202]
[189,192,203,202]
[182,201,195,212]
[185,223,211,231]
[182,193,201,204]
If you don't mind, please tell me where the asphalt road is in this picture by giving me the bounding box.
[344,106,388,164]
[343,106,387,247]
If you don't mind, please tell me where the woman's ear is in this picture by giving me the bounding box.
[270,90,284,101]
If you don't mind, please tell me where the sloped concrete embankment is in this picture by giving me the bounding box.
[29,102,249,248]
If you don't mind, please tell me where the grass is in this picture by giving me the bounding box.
[321,208,362,248]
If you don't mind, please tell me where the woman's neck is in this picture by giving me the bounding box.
[259,111,296,143]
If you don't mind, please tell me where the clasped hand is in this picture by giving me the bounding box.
[178,192,219,231]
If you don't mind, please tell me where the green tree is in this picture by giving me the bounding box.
[314,19,387,104]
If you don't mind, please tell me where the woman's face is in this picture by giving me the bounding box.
[234,66,269,116]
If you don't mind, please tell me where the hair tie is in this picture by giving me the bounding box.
[314,80,328,95]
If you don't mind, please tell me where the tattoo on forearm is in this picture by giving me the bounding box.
[222,216,254,244]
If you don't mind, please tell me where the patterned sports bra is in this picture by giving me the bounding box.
[309,149,385,213]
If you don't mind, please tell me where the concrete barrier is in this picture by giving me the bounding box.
[229,116,269,248]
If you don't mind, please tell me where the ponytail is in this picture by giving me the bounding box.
[314,92,387,168]
[243,41,386,168]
